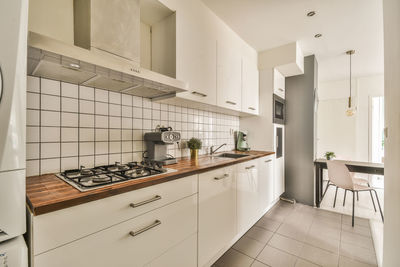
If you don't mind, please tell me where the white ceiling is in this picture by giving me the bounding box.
[201,0,384,82]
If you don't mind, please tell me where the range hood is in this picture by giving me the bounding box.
[27,0,187,99]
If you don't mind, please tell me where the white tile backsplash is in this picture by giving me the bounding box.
[26,77,239,176]
[61,82,78,98]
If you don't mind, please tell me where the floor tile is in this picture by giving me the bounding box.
[276,223,309,242]
[245,226,274,244]
[268,233,304,256]
[308,222,341,241]
[295,258,321,267]
[303,232,340,254]
[256,217,281,232]
[342,223,371,237]
[338,256,377,267]
[233,236,265,258]
[340,231,374,250]
[214,249,254,267]
[251,260,271,267]
[312,215,342,230]
[257,245,297,267]
[299,243,339,267]
[340,241,377,266]
[342,215,370,227]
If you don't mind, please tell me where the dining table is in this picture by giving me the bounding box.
[314,158,384,207]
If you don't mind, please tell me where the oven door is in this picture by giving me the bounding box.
[273,94,285,124]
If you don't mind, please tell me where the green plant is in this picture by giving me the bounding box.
[187,138,202,150]
[324,151,336,160]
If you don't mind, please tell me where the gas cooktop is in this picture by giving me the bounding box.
[57,161,176,192]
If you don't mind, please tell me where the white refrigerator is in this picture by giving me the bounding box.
[0,0,29,266]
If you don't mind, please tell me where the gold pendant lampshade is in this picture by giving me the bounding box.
[346,50,356,117]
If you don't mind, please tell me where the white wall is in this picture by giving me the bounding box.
[382,0,400,265]
[317,74,384,161]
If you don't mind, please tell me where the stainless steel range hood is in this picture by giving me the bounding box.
[27,0,187,99]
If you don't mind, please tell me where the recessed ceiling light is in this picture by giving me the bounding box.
[314,33,322,38]
[307,11,316,17]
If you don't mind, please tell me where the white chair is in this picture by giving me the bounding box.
[327,160,384,226]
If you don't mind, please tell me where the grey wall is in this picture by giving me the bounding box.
[284,55,317,206]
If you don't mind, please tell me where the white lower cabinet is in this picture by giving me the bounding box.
[198,167,236,267]
[32,157,277,267]
[237,159,259,234]
[34,194,197,267]
[257,156,274,215]
[146,233,197,267]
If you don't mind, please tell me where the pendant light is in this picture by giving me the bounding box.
[346,50,356,116]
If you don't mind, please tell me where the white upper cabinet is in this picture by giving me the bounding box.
[241,55,259,115]
[171,0,218,105]
[273,68,285,99]
[217,40,242,111]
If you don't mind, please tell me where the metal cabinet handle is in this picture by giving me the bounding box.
[0,66,3,104]
[192,91,207,97]
[245,165,256,170]
[248,107,256,110]
[265,159,272,163]
[226,101,237,105]
[214,174,229,180]
[130,195,162,208]
[129,220,161,237]
[278,88,284,92]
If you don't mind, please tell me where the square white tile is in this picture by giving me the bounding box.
[40,158,60,174]
[109,92,121,104]
[61,97,78,113]
[41,127,60,142]
[61,143,78,157]
[41,78,60,95]
[61,82,78,98]
[40,143,60,159]
[61,113,78,127]
[41,111,60,127]
[27,92,40,109]
[79,86,94,100]
[27,76,40,93]
[80,100,95,114]
[95,89,108,102]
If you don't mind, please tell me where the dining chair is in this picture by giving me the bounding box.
[327,160,384,226]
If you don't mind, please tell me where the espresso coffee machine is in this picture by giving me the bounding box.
[236,131,250,151]
[144,128,181,165]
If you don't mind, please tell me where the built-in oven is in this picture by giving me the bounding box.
[273,94,285,124]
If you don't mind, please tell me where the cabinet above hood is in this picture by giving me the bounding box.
[27,0,187,99]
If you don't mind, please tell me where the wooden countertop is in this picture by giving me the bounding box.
[26,150,274,216]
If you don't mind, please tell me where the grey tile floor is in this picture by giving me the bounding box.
[213,201,377,267]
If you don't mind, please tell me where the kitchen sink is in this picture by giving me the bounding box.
[215,153,250,159]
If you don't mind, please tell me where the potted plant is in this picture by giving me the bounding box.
[324,151,336,160]
[187,138,202,160]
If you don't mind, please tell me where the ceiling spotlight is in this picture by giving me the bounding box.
[307,11,316,17]
[314,33,322,38]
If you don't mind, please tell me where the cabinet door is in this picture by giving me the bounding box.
[198,167,236,266]
[146,234,197,267]
[241,56,259,115]
[273,68,285,99]
[174,0,217,105]
[217,41,242,111]
[237,160,259,234]
[34,195,197,267]
[257,156,274,215]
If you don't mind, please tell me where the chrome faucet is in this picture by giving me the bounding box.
[210,143,227,155]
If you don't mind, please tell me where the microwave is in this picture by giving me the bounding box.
[273,94,285,124]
